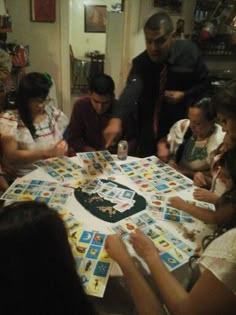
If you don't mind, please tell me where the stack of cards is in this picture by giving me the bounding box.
[34,156,87,183]
[81,179,136,213]
[120,156,192,195]
[77,150,122,176]
[111,210,195,271]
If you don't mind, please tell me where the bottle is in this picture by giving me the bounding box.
[117,140,128,160]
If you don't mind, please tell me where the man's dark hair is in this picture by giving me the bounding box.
[89,73,115,95]
[144,12,174,34]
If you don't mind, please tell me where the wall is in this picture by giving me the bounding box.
[5,0,64,109]
[70,0,121,58]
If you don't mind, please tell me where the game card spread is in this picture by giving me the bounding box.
[120,156,192,195]
[77,150,122,176]
[74,179,147,223]
[49,203,112,298]
[34,156,88,183]
[111,210,195,271]
[69,229,112,298]
[1,178,73,204]
[145,194,214,223]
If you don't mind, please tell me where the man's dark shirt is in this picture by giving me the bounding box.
[113,39,210,157]
[67,96,137,155]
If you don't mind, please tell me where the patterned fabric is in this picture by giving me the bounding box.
[199,228,236,295]
[0,104,69,176]
[167,119,225,172]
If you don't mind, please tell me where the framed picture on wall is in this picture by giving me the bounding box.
[153,0,182,14]
[84,5,107,33]
[30,0,56,22]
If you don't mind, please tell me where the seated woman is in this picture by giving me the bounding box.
[0,201,97,314]
[157,97,225,179]
[0,72,68,178]
[193,133,235,204]
[106,226,236,315]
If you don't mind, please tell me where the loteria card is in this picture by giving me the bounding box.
[120,156,193,195]
[110,210,195,272]
[69,229,113,297]
[1,178,73,204]
[77,150,122,176]
[34,156,88,183]
[48,203,111,298]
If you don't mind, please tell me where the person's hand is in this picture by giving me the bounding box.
[105,234,133,267]
[103,118,122,148]
[193,172,207,187]
[168,196,187,211]
[130,229,158,264]
[193,188,218,204]
[164,90,184,104]
[47,140,68,158]
[156,141,170,163]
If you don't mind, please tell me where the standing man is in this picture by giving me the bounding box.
[66,73,137,155]
[104,11,210,157]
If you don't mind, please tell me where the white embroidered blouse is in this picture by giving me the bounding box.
[0,104,69,176]
[199,228,236,295]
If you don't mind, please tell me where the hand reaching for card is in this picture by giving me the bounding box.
[130,229,158,264]
[105,234,133,267]
[168,196,187,211]
[193,188,219,204]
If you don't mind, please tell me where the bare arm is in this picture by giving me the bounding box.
[193,188,219,204]
[105,235,167,315]
[131,229,236,315]
[1,135,67,165]
[169,196,233,225]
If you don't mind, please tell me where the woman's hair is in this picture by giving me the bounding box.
[213,78,236,122]
[16,72,53,138]
[218,147,236,207]
[0,201,97,314]
[175,97,215,163]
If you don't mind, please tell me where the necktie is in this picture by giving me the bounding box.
[153,64,167,139]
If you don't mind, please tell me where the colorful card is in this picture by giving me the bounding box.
[110,210,195,271]
[77,150,122,176]
[69,229,113,297]
[120,156,192,195]
[34,156,88,183]
[1,178,73,204]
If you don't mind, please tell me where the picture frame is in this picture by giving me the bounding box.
[153,0,183,15]
[30,0,56,23]
[84,5,107,33]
